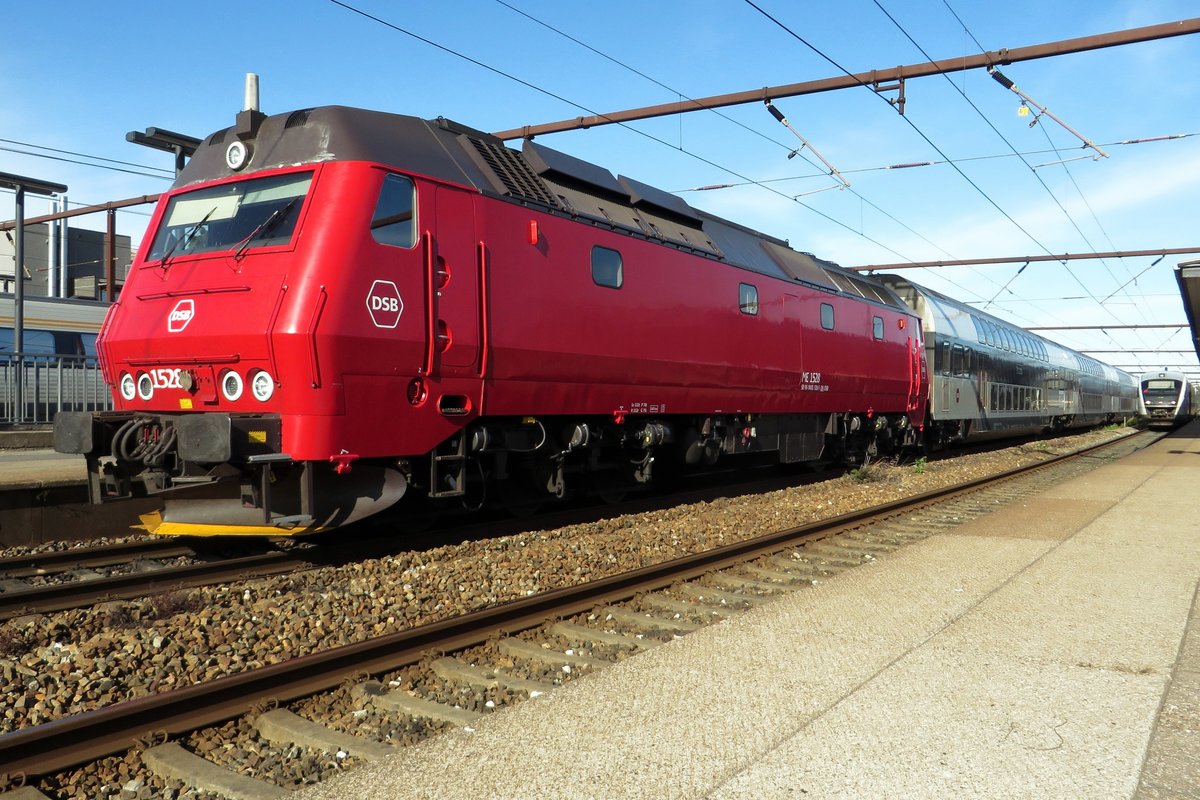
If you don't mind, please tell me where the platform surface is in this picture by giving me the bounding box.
[295,422,1200,800]
[0,448,86,489]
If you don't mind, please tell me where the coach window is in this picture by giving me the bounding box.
[371,174,417,248]
[820,303,835,330]
[951,344,964,375]
[872,316,884,340]
[0,329,54,354]
[591,246,623,288]
[738,283,759,315]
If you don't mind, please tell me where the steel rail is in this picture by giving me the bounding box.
[0,429,1153,778]
[0,540,197,579]
[0,550,317,621]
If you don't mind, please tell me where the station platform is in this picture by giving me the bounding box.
[0,449,149,547]
[297,422,1200,800]
[0,448,85,489]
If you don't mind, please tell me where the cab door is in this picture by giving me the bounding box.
[357,172,426,379]
[431,186,480,376]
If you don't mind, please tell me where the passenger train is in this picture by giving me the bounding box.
[0,294,109,423]
[1138,370,1198,429]
[53,98,1137,536]
[0,294,107,357]
[881,277,1138,444]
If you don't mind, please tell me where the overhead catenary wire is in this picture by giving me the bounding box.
[490,0,1002,274]
[489,0,1049,312]
[0,138,175,181]
[896,8,1162,362]
[742,0,1060,258]
[871,0,1131,321]
[740,0,1070,321]
[327,0,922,264]
[936,3,1192,364]
[488,0,1015,303]
[674,133,1198,190]
[745,0,1193,353]
[937,1,1157,345]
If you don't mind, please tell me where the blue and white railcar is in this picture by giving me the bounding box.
[878,275,1137,445]
[1138,370,1198,429]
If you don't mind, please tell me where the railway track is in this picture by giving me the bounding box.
[0,542,322,622]
[0,427,1110,625]
[0,428,1159,797]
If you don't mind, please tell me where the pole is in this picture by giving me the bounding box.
[13,187,24,422]
[0,172,69,424]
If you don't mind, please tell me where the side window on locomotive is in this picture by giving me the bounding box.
[739,283,759,315]
[872,316,884,340]
[820,303,835,331]
[371,174,416,249]
[591,246,623,288]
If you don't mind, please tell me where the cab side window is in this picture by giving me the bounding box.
[371,174,416,248]
[592,246,623,288]
[739,283,759,315]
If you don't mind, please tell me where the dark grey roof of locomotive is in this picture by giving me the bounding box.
[177,105,905,312]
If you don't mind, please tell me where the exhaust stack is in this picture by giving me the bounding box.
[244,72,260,112]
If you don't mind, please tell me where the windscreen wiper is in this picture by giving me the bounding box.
[234,198,299,260]
[159,206,218,268]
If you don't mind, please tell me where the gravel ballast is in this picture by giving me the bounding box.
[0,429,1132,741]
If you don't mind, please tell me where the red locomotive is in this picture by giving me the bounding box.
[55,102,930,535]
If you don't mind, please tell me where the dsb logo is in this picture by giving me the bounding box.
[365,280,403,328]
[370,296,399,312]
[167,299,195,333]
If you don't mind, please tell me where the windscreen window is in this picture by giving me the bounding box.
[371,174,417,248]
[146,172,312,261]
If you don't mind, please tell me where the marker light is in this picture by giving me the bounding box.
[136,373,154,401]
[120,372,137,401]
[250,370,275,402]
[221,370,244,402]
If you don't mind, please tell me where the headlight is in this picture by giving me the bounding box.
[220,370,244,402]
[250,370,274,402]
[136,373,154,401]
[120,372,137,401]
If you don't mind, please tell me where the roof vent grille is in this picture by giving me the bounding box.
[462,137,561,209]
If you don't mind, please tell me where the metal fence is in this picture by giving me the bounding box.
[0,354,111,423]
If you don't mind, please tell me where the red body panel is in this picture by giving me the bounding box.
[102,160,928,463]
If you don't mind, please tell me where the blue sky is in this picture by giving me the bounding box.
[3,0,1198,373]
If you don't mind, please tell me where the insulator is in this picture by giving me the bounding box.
[988,67,1015,90]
